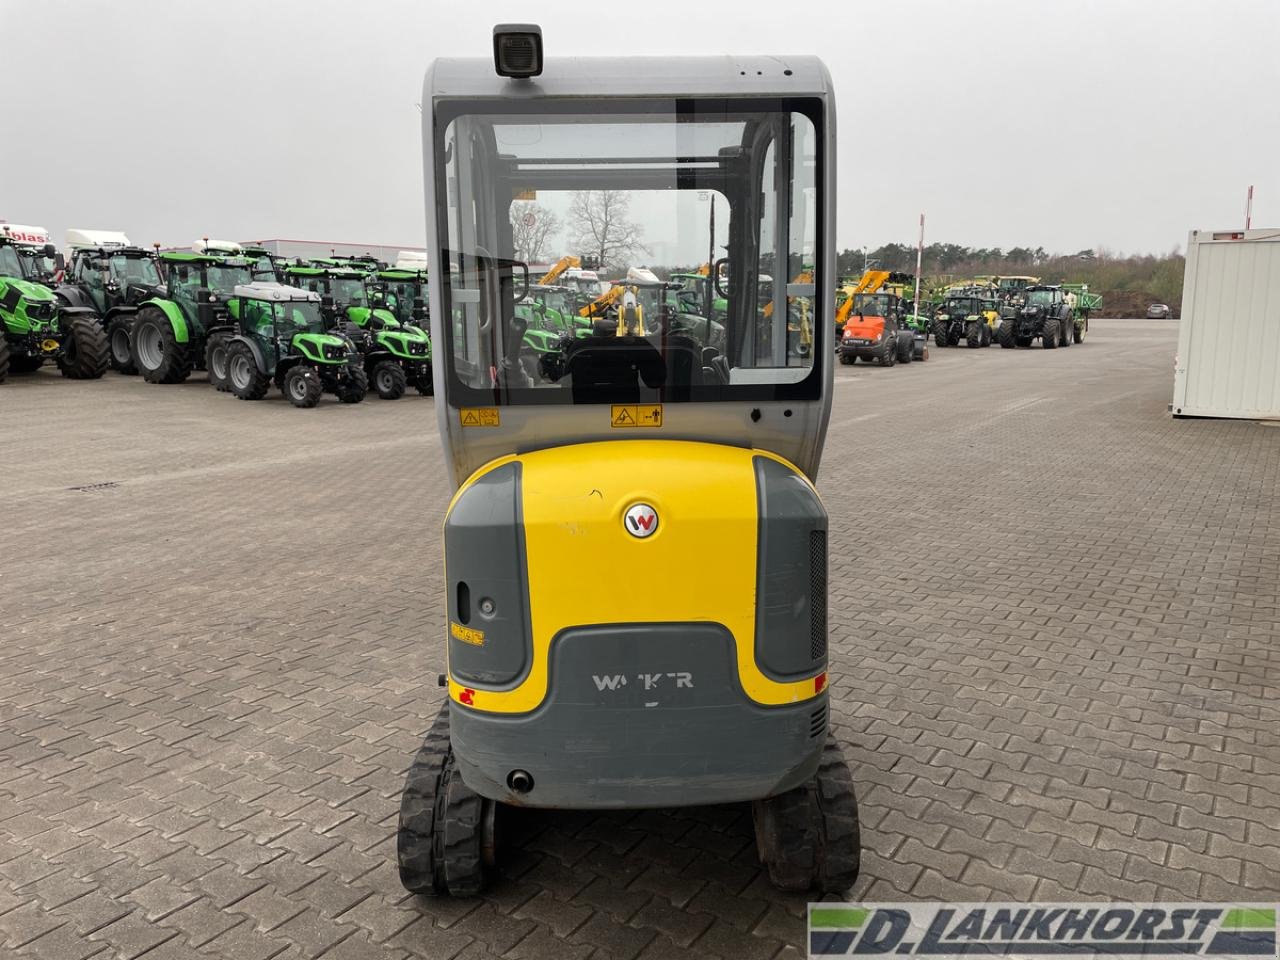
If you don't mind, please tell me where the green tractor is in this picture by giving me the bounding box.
[55,233,167,374]
[208,283,367,406]
[0,235,108,382]
[374,266,431,327]
[130,250,255,384]
[669,269,728,324]
[242,246,285,283]
[283,263,432,399]
[931,293,999,348]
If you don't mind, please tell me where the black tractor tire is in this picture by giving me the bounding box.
[838,353,854,365]
[1041,317,1059,349]
[226,340,271,401]
[1059,315,1072,347]
[205,334,232,392]
[997,320,1017,349]
[132,307,193,383]
[9,354,44,374]
[415,367,434,396]
[372,359,408,400]
[752,737,860,893]
[106,315,138,374]
[398,705,452,895]
[896,331,914,364]
[57,315,110,380]
[0,337,9,383]
[283,365,323,408]
[965,321,982,348]
[334,364,368,404]
[931,319,949,347]
[981,323,992,347]
[1074,318,1086,344]
[879,338,896,367]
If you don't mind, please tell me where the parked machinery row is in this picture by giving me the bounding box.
[829,270,1102,364]
[0,227,433,406]
[930,275,1099,350]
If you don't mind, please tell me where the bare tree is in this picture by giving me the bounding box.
[509,202,561,263]
[566,190,647,270]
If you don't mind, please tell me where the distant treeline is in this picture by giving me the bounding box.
[837,244,1185,317]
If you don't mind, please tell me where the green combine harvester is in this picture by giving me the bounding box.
[0,227,108,382]
[283,263,431,399]
[211,283,367,406]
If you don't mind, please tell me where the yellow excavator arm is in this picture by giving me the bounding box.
[851,269,890,295]
[539,255,581,286]
[763,269,813,320]
[578,283,625,319]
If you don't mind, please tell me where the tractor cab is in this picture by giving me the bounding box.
[996,274,1039,306]
[286,264,398,330]
[66,243,165,314]
[375,267,431,327]
[398,26,857,899]
[241,246,284,283]
[158,251,252,322]
[0,224,61,284]
[842,291,899,338]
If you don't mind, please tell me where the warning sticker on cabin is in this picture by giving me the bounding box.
[450,622,485,646]
[459,408,500,428]
[611,404,663,428]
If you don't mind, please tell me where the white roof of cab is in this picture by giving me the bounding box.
[232,282,320,302]
[194,239,242,255]
[395,250,428,270]
[67,228,129,249]
[1,223,51,246]
[427,54,833,101]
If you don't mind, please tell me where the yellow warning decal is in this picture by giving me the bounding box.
[450,622,485,646]
[610,404,663,428]
[459,408,500,428]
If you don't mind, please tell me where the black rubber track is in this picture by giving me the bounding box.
[439,759,486,896]
[813,736,861,893]
[397,704,452,895]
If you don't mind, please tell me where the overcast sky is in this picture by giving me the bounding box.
[4,0,1277,257]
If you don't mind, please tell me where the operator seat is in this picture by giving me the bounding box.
[564,335,665,404]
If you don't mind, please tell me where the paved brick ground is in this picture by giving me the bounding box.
[1,318,1277,960]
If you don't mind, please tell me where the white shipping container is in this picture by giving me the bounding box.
[1173,228,1280,420]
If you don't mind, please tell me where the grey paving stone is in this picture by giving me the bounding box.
[0,321,1275,960]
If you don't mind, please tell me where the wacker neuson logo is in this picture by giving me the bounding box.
[809,904,1278,958]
